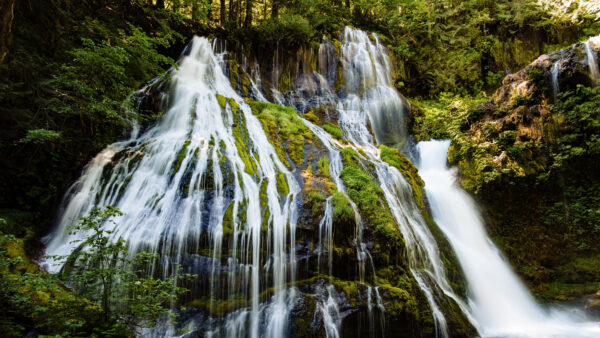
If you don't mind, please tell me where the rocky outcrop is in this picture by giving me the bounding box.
[444,36,600,302]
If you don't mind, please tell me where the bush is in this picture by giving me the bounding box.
[54,207,194,334]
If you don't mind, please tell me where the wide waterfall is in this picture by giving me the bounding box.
[417,140,600,337]
[42,24,600,337]
[45,37,301,337]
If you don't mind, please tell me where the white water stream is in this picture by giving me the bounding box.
[584,38,600,85]
[551,59,561,100]
[417,140,600,337]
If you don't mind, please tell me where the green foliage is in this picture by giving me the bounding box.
[43,26,176,125]
[434,85,600,300]
[527,67,547,86]
[0,0,183,237]
[410,93,487,142]
[351,0,598,96]
[331,192,354,225]
[548,86,600,171]
[18,129,62,145]
[305,190,326,214]
[322,121,344,140]
[0,226,103,337]
[255,14,317,47]
[54,207,194,334]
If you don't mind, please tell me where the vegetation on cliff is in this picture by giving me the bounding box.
[409,41,600,301]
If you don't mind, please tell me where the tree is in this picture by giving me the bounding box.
[0,0,16,64]
[54,206,194,334]
[244,0,253,26]
[272,0,279,18]
[220,0,226,24]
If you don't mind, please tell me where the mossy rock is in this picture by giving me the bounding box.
[249,100,315,167]
[379,145,426,211]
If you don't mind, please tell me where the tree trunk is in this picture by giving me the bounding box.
[192,0,199,20]
[228,0,235,25]
[272,0,278,18]
[235,0,241,27]
[244,0,252,27]
[0,0,16,64]
[220,0,226,24]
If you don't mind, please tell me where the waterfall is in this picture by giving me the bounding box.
[45,24,600,337]
[277,27,469,337]
[551,59,560,100]
[44,37,301,338]
[417,140,600,337]
[584,38,600,84]
[337,29,409,147]
[332,28,470,337]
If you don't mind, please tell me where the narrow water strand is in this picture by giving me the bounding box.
[551,60,560,100]
[584,39,600,84]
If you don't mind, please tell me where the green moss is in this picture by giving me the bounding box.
[305,190,326,214]
[228,60,239,91]
[279,70,293,92]
[379,145,426,211]
[316,156,330,178]
[228,97,240,115]
[322,122,344,140]
[341,147,359,163]
[171,140,191,175]
[304,110,319,123]
[249,100,314,167]
[187,295,249,317]
[220,97,258,177]
[329,279,359,306]
[331,192,354,225]
[339,151,406,262]
[221,202,235,237]
[331,39,342,56]
[216,94,227,109]
[339,162,386,226]
[293,294,316,337]
[541,281,600,301]
[276,171,290,196]
[241,74,250,97]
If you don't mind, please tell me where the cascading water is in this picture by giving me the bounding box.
[584,38,600,84]
[551,59,561,100]
[43,23,600,338]
[331,28,470,337]
[336,29,409,147]
[417,140,600,337]
[267,27,471,337]
[44,37,301,338]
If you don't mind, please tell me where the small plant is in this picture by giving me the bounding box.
[53,206,195,334]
